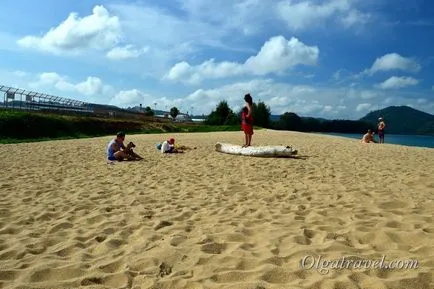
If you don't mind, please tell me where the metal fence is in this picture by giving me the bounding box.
[0,84,151,119]
[0,85,196,123]
[1,85,93,114]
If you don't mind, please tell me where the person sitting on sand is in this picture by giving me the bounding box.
[361,129,377,143]
[161,137,183,153]
[107,131,143,161]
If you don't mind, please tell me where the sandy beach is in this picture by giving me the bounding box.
[0,130,433,289]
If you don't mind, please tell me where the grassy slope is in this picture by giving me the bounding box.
[0,110,258,144]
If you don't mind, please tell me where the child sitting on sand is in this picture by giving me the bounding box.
[361,129,377,143]
[160,138,184,153]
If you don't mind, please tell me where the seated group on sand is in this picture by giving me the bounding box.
[107,93,255,162]
[107,132,187,161]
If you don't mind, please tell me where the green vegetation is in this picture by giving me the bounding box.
[204,101,240,125]
[3,103,432,144]
[170,107,180,119]
[205,101,371,133]
[143,106,154,116]
[272,112,372,133]
[204,101,434,135]
[0,110,255,144]
[252,101,272,128]
[204,100,272,128]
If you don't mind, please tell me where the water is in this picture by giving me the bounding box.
[321,133,434,149]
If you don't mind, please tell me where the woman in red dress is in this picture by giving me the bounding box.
[241,93,254,147]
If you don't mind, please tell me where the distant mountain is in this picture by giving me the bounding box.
[270,114,329,122]
[359,106,434,135]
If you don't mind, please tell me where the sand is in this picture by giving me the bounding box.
[0,130,433,289]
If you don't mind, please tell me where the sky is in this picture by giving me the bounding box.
[0,0,433,119]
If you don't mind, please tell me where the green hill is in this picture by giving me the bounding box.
[359,106,434,135]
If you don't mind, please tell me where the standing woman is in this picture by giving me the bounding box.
[242,93,254,147]
[377,117,386,143]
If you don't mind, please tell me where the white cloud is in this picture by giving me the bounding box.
[164,60,244,85]
[111,89,152,106]
[180,79,434,118]
[104,2,252,76]
[245,36,319,74]
[364,53,421,76]
[340,9,371,28]
[75,77,106,95]
[5,68,434,118]
[377,76,419,89]
[356,103,373,112]
[277,0,370,30]
[106,45,149,60]
[183,79,366,118]
[13,71,28,77]
[108,2,231,53]
[109,89,187,110]
[382,95,434,112]
[172,0,370,38]
[12,1,375,80]
[29,72,113,97]
[360,90,380,99]
[164,36,319,84]
[383,97,395,105]
[17,5,122,54]
[333,70,342,80]
[104,0,369,76]
[174,0,274,37]
[323,105,333,112]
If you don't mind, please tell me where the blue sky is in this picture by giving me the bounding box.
[0,0,433,119]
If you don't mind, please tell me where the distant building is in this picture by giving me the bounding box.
[174,114,193,122]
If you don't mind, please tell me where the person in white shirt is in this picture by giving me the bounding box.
[161,137,175,153]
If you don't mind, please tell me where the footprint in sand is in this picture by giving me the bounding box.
[170,235,187,247]
[378,200,408,210]
[153,220,173,231]
[201,242,226,254]
[158,262,172,277]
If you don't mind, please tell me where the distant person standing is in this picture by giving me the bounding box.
[242,93,254,147]
[377,117,386,143]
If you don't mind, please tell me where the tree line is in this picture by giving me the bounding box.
[142,106,180,119]
[204,101,372,134]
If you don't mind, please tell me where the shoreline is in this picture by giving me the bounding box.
[315,132,434,149]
